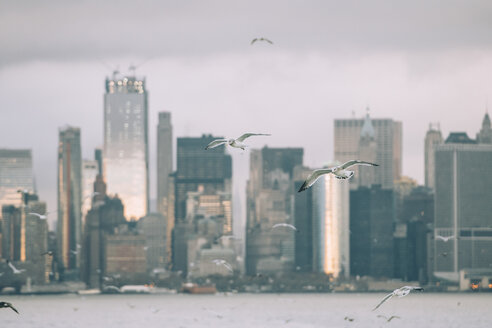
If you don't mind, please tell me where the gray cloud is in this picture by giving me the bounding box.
[2,0,492,66]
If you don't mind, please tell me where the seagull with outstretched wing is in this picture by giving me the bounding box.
[436,235,455,242]
[298,160,379,192]
[0,302,19,314]
[28,212,47,220]
[7,260,26,274]
[272,223,298,231]
[212,259,234,273]
[377,315,401,322]
[205,133,270,150]
[373,286,424,311]
[251,37,273,45]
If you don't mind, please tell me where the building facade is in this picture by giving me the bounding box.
[434,134,492,282]
[104,72,149,220]
[334,110,402,189]
[57,126,82,275]
[424,123,443,190]
[157,112,173,216]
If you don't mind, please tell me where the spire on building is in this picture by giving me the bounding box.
[360,107,375,138]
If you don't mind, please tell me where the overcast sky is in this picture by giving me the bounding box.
[1,0,492,230]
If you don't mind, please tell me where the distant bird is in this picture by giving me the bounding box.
[28,212,47,220]
[70,250,78,255]
[272,223,297,231]
[41,251,54,256]
[205,133,270,150]
[251,37,273,45]
[377,315,400,322]
[344,316,355,322]
[212,259,234,272]
[436,235,455,242]
[17,188,30,194]
[150,306,161,314]
[7,260,25,274]
[372,286,424,311]
[0,301,19,314]
[298,160,379,192]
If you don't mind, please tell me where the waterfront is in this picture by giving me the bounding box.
[0,293,491,327]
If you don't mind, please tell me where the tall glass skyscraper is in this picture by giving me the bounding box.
[157,112,173,215]
[104,72,148,220]
[57,126,82,272]
[0,149,35,212]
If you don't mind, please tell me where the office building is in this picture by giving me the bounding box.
[157,112,173,216]
[434,133,492,282]
[334,110,402,189]
[81,160,99,226]
[424,123,443,190]
[104,71,149,220]
[477,112,492,144]
[57,126,82,274]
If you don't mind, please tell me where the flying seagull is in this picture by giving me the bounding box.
[205,133,270,150]
[212,259,234,273]
[436,235,455,242]
[272,223,297,231]
[28,212,47,220]
[344,316,355,322]
[377,315,400,322]
[298,160,379,192]
[372,286,424,311]
[251,37,273,45]
[0,302,19,314]
[7,260,26,274]
[41,251,54,256]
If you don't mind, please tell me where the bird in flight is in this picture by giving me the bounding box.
[251,37,273,45]
[41,251,54,256]
[0,301,19,314]
[344,316,355,322]
[377,315,400,322]
[272,223,297,231]
[205,133,270,150]
[212,259,234,272]
[28,212,48,220]
[436,235,455,242]
[298,160,379,192]
[7,260,26,274]
[372,286,424,311]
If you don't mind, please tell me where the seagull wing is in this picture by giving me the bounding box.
[340,160,379,170]
[236,133,271,142]
[8,303,19,314]
[298,168,333,192]
[7,261,17,272]
[264,38,273,44]
[222,262,234,272]
[388,316,400,322]
[372,292,394,311]
[205,139,228,150]
[251,38,258,45]
[272,223,297,231]
[436,235,445,241]
[28,212,41,218]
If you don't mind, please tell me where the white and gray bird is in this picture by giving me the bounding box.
[298,160,379,192]
[0,301,19,314]
[372,286,424,311]
[212,259,234,272]
[205,133,270,150]
[436,235,455,242]
[7,260,26,274]
[251,37,273,45]
[377,315,401,322]
[272,223,297,231]
[28,212,47,220]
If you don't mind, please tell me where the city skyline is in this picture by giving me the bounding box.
[2,1,492,232]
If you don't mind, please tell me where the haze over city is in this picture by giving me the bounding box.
[1,0,492,226]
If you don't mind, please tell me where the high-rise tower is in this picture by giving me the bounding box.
[103,71,149,220]
[57,126,82,272]
[424,123,443,190]
[157,112,173,216]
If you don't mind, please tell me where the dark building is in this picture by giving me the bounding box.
[1,205,22,260]
[350,185,394,278]
[174,135,232,221]
[294,180,313,272]
[433,134,492,282]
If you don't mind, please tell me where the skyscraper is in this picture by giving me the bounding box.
[157,112,173,216]
[246,147,303,274]
[104,71,149,220]
[433,133,492,282]
[0,149,34,214]
[424,123,443,190]
[334,110,402,189]
[477,112,492,144]
[312,170,350,278]
[57,126,82,274]
[81,160,98,226]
